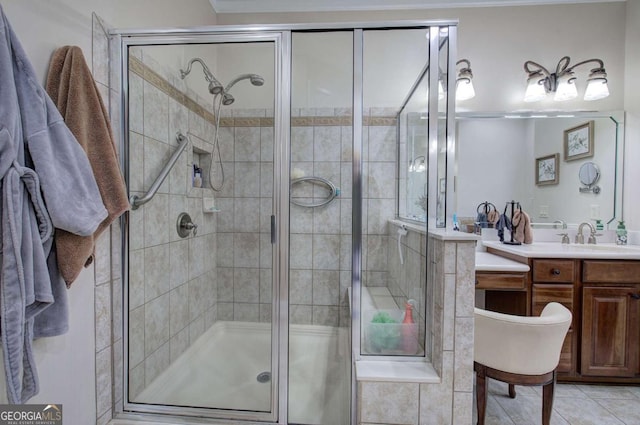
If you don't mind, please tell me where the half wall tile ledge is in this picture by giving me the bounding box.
[428,228,480,242]
[355,360,440,384]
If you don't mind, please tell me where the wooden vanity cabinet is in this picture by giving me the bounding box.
[581,261,640,378]
[531,259,578,375]
[481,251,640,382]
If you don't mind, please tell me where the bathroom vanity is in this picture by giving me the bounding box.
[478,242,640,384]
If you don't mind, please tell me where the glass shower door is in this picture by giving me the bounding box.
[288,30,353,425]
[124,33,280,422]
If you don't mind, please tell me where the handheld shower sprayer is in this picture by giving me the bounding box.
[223,73,265,92]
[214,74,264,106]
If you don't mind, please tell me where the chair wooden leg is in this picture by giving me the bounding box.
[475,363,488,425]
[508,384,516,399]
[541,370,557,425]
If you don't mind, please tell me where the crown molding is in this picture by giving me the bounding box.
[209,0,624,14]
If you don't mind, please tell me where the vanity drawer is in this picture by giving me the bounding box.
[475,272,526,290]
[583,261,640,283]
[532,284,574,317]
[532,260,575,283]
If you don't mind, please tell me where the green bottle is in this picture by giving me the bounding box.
[616,220,627,245]
[595,219,604,231]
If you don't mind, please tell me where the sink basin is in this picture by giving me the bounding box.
[566,243,640,253]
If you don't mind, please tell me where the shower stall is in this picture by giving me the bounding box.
[116,21,454,424]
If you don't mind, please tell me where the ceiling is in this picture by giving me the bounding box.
[208,0,622,14]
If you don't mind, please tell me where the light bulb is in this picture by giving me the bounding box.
[584,77,609,101]
[554,74,578,101]
[456,78,475,100]
[524,76,546,102]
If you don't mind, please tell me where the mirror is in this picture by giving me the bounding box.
[579,162,600,187]
[455,112,623,227]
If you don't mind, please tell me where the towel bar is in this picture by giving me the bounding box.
[290,176,339,208]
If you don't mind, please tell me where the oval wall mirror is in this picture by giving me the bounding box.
[579,161,600,186]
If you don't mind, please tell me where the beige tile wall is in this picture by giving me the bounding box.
[91,15,116,425]
[126,51,219,400]
[357,236,475,425]
[288,108,397,326]
[386,225,429,357]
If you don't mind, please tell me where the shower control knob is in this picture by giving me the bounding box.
[183,222,198,236]
[177,212,198,238]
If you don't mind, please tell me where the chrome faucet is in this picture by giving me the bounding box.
[575,222,597,244]
[554,219,567,229]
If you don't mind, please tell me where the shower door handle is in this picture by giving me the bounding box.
[271,215,276,244]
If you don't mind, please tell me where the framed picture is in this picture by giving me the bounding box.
[536,153,559,186]
[564,121,594,161]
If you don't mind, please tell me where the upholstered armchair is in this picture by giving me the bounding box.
[474,302,572,425]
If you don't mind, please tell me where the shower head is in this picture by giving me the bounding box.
[221,92,235,106]
[250,74,264,86]
[180,57,224,95]
[208,81,224,95]
[224,73,265,92]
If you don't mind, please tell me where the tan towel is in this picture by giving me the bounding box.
[512,209,533,244]
[46,46,129,286]
[487,209,500,226]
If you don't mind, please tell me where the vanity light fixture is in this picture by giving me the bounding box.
[524,56,609,102]
[456,59,475,101]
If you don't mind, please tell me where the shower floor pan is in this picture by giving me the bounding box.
[134,321,349,424]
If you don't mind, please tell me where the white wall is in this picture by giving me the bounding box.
[0,0,217,83]
[0,1,216,423]
[218,2,626,113]
[624,0,640,230]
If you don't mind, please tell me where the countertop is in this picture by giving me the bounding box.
[483,241,640,260]
[475,251,530,272]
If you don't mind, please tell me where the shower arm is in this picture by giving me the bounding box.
[130,132,189,210]
[180,57,222,87]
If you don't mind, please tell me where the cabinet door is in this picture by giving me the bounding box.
[533,284,574,373]
[581,286,640,377]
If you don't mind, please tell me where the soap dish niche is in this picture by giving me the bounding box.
[191,146,211,189]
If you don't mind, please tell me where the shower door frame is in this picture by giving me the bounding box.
[117,30,290,424]
[113,19,456,425]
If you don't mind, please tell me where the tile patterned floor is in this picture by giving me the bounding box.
[473,379,640,425]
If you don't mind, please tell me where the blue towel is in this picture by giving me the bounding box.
[476,212,488,228]
[495,213,512,242]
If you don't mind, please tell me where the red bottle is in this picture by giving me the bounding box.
[403,302,414,324]
[402,302,417,354]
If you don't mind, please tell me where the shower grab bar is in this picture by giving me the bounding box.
[130,132,189,210]
[290,176,340,208]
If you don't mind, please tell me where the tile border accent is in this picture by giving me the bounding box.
[128,57,396,128]
[129,56,216,124]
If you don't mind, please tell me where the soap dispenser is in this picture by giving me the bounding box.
[616,220,627,245]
